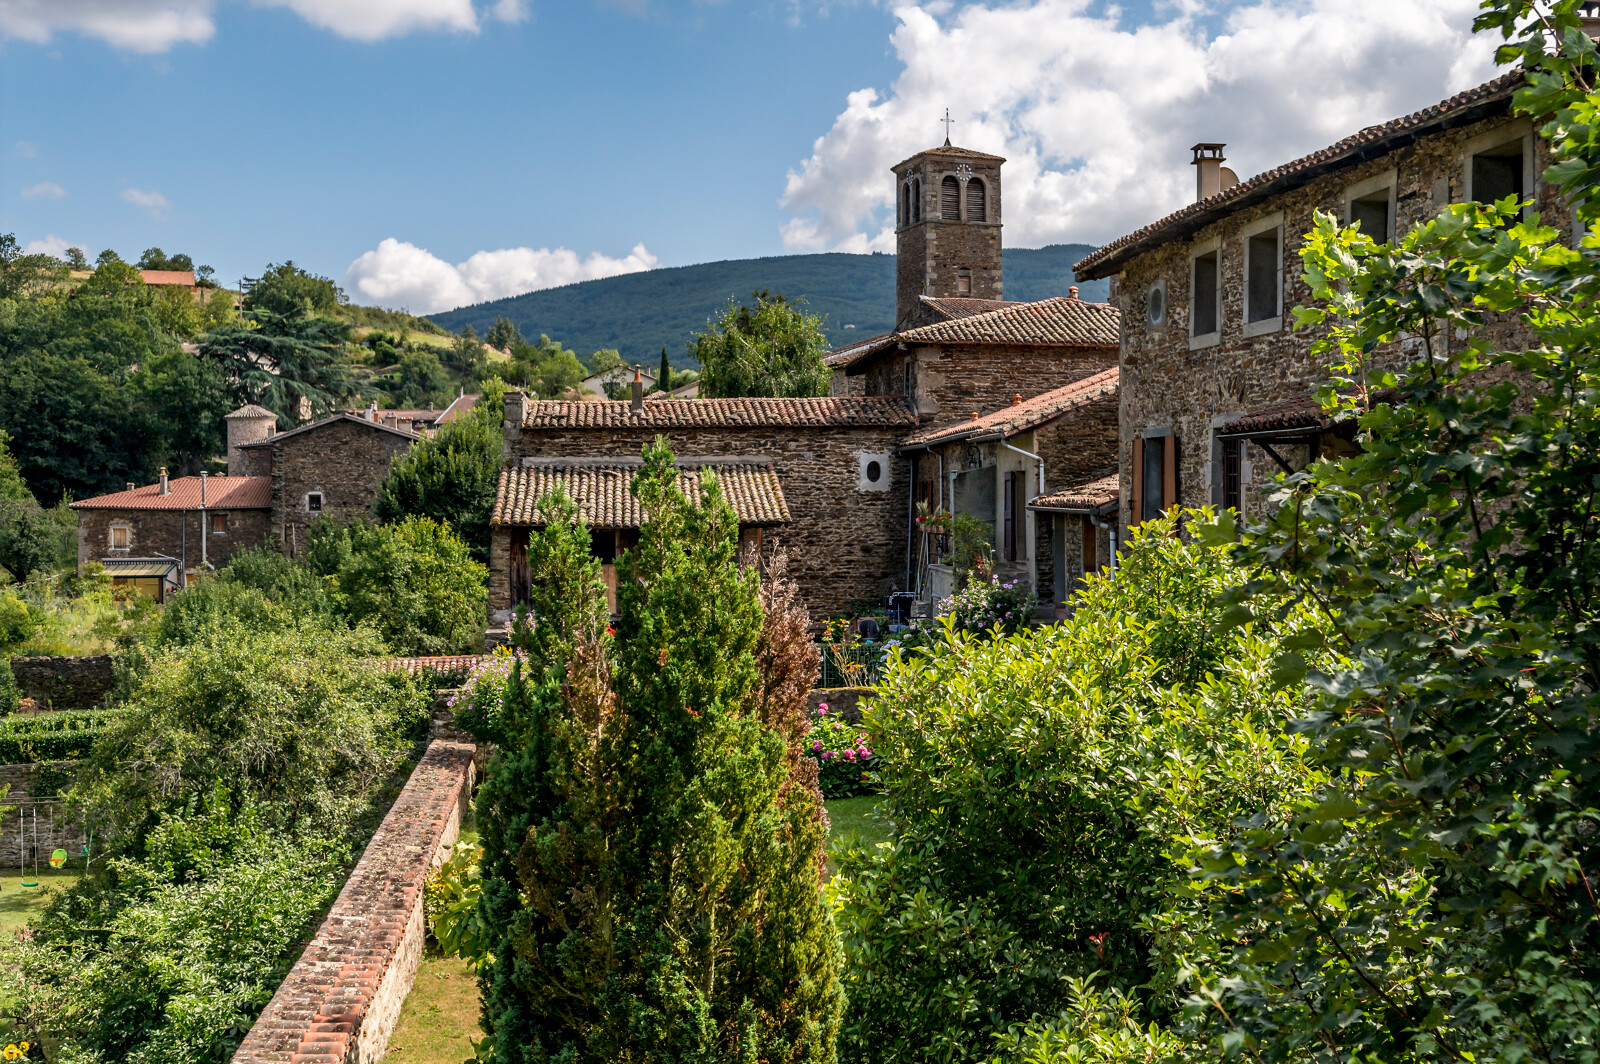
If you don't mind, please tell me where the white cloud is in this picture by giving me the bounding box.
[122,187,172,218]
[23,235,87,258]
[15,142,38,159]
[20,182,65,200]
[782,0,1502,251]
[0,0,524,51]
[345,238,661,314]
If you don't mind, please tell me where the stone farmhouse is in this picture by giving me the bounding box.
[489,140,1125,624]
[1073,70,1559,533]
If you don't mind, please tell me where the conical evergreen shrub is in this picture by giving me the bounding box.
[470,439,841,1063]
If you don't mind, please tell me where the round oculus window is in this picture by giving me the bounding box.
[1146,284,1166,325]
[866,460,883,483]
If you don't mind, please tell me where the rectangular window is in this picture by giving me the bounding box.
[1002,471,1018,562]
[1221,439,1242,511]
[1141,436,1165,520]
[1349,193,1391,242]
[307,493,323,513]
[1192,249,1219,337]
[110,526,129,550]
[1246,229,1281,324]
[1472,142,1525,206]
[209,512,228,535]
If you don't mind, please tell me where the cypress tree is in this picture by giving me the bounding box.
[658,346,672,393]
[471,439,841,1063]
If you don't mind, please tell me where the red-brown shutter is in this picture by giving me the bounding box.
[942,176,961,219]
[1082,516,1096,574]
[1131,437,1144,526]
[1162,435,1178,515]
[966,178,986,222]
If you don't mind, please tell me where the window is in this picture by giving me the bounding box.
[941,175,961,219]
[1243,216,1283,334]
[966,177,986,222]
[857,452,890,492]
[1141,436,1165,520]
[912,178,922,223]
[1003,471,1021,562]
[1131,430,1178,525]
[1221,438,1242,511]
[209,512,228,535]
[957,269,972,294]
[1191,247,1219,340]
[866,460,882,483]
[1146,280,1166,326]
[109,526,129,550]
[899,182,909,227]
[307,492,324,513]
[1345,170,1397,243]
[1471,140,1525,205]
[1081,516,1098,574]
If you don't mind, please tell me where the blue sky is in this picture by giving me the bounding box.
[2,0,1498,314]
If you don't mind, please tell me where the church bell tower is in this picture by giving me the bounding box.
[893,141,1004,329]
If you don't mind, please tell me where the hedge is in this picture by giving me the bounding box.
[0,708,126,763]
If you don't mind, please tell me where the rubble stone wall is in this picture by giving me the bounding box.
[267,420,415,558]
[10,655,117,708]
[74,506,271,572]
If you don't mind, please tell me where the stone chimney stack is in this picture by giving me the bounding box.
[1191,143,1239,202]
[630,366,645,413]
[224,404,278,477]
[158,468,169,495]
[504,389,528,432]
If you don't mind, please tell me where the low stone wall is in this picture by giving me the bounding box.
[10,656,116,709]
[231,739,476,1064]
[808,687,873,725]
[0,762,87,868]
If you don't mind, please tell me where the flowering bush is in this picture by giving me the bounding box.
[937,573,1035,635]
[444,646,523,737]
[804,702,878,798]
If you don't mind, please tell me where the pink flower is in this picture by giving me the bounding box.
[817,703,829,715]
[857,747,870,759]
[844,750,857,761]
[812,740,823,752]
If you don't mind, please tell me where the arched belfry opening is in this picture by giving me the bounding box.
[892,142,1005,328]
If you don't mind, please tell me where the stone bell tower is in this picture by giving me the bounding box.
[893,141,1005,329]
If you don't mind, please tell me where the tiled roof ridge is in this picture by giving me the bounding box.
[492,463,791,528]
[826,296,1120,370]
[237,412,420,446]
[894,144,1007,167]
[902,366,1119,447]
[69,474,273,510]
[225,403,277,419]
[1074,69,1524,279]
[520,395,917,429]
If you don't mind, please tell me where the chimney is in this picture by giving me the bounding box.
[1012,394,1022,406]
[1068,285,1079,299]
[158,468,169,495]
[630,365,644,414]
[125,482,135,492]
[1191,143,1239,202]
[504,388,528,431]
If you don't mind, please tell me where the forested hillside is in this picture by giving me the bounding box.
[428,245,1105,367]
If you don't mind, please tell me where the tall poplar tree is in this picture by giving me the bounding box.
[470,439,841,1063]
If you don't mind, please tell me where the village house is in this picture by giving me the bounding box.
[1073,70,1562,533]
[487,138,1125,624]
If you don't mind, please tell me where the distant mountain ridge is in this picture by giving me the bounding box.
[427,245,1106,369]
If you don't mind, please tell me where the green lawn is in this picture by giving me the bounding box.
[825,796,891,852]
[387,955,481,1064]
[0,869,80,936]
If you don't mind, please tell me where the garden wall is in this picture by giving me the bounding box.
[10,656,116,709]
[0,761,87,868]
[808,687,872,724]
[231,738,476,1064]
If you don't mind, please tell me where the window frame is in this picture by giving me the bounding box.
[1462,119,1535,218]
[209,511,229,536]
[1188,236,1221,349]
[1146,278,1167,328]
[306,492,324,513]
[108,524,131,551]
[1240,211,1285,338]
[940,175,961,220]
[1343,168,1398,243]
[965,176,987,222]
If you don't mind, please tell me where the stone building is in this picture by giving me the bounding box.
[69,468,272,596]
[490,389,917,623]
[237,414,418,557]
[1072,71,1558,532]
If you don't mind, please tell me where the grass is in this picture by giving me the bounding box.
[0,869,80,937]
[825,795,891,852]
[387,954,481,1064]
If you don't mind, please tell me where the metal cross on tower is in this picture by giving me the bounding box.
[942,108,954,145]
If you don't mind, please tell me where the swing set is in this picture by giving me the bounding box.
[8,802,85,890]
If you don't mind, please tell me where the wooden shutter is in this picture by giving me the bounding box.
[1003,472,1016,561]
[942,176,961,219]
[1082,516,1096,574]
[1131,437,1144,525]
[966,178,986,222]
[1162,436,1178,515]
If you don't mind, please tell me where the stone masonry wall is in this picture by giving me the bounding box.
[232,739,475,1064]
[905,344,1117,428]
[495,424,910,623]
[1113,112,1558,532]
[893,150,1004,324]
[270,420,415,558]
[75,505,272,571]
[0,762,87,867]
[10,655,116,708]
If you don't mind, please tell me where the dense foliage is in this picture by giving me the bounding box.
[692,290,832,399]
[465,447,842,1062]
[805,702,877,799]
[198,307,366,426]
[832,518,1317,1063]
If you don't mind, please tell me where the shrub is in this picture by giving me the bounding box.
[442,646,523,741]
[806,702,877,798]
[937,573,1035,635]
[830,515,1318,1063]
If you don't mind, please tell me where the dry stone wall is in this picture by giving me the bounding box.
[231,739,475,1064]
[10,656,117,708]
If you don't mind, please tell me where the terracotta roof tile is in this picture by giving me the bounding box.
[894,144,1007,167]
[139,270,196,287]
[521,396,916,429]
[901,367,1119,448]
[70,475,272,511]
[492,461,791,528]
[225,404,277,420]
[1074,71,1522,279]
[826,297,1119,371]
[1031,472,1120,513]
[919,296,1018,320]
[237,412,419,447]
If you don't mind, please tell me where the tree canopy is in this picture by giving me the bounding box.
[691,290,831,399]
[198,308,366,426]
[243,260,345,317]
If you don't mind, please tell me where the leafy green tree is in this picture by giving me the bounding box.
[243,260,345,316]
[691,290,830,399]
[307,515,488,655]
[506,333,587,398]
[485,315,522,351]
[63,247,88,271]
[388,348,453,408]
[376,379,507,561]
[199,308,365,425]
[0,232,68,300]
[468,440,842,1063]
[94,249,122,267]
[1178,10,1600,1058]
[586,346,623,376]
[136,248,194,272]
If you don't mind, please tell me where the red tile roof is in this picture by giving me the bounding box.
[493,461,791,528]
[1074,71,1522,280]
[919,296,1019,321]
[901,367,1119,448]
[826,296,1120,371]
[894,144,1007,167]
[70,475,272,511]
[521,396,917,430]
[436,393,480,425]
[1030,472,1120,513]
[225,404,277,421]
[139,270,196,287]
